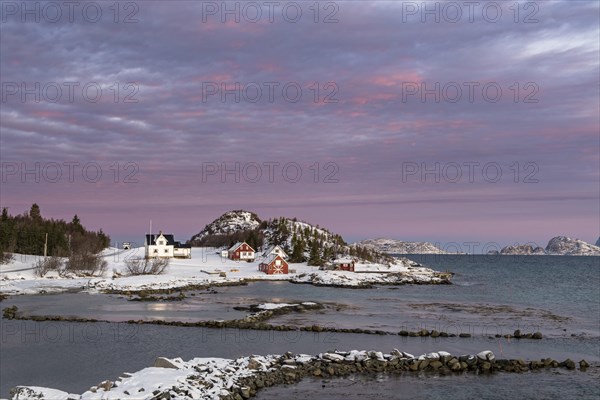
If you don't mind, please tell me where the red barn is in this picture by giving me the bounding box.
[259,254,288,275]
[333,258,355,272]
[228,242,255,261]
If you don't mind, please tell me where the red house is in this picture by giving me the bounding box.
[333,258,355,272]
[259,254,288,275]
[228,242,255,261]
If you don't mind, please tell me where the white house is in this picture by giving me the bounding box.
[145,231,191,259]
[262,245,288,259]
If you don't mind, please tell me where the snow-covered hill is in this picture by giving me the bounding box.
[189,210,261,245]
[354,238,454,254]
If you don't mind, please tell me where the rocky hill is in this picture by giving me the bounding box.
[499,244,546,255]
[544,236,600,256]
[189,210,261,246]
[354,238,454,254]
[595,237,600,247]
[496,236,600,256]
[189,211,392,266]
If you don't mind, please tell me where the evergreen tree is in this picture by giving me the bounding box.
[308,239,322,266]
[290,234,305,263]
[29,203,41,220]
[70,214,84,234]
[0,205,110,257]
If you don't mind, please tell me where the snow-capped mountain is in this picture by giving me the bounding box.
[499,244,546,255]
[498,236,600,256]
[189,210,261,245]
[544,236,600,256]
[595,237,600,247]
[354,238,454,254]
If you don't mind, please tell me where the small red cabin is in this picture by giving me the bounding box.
[259,254,289,275]
[228,242,255,261]
[333,258,355,272]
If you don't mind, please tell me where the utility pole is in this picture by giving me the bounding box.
[44,233,48,258]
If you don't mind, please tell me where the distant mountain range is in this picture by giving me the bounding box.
[493,236,600,256]
[353,238,456,254]
[189,213,600,257]
[354,236,600,256]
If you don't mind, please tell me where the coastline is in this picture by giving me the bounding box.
[0,249,450,296]
[10,350,592,400]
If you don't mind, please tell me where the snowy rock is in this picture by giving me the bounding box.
[477,351,495,362]
[322,353,345,362]
[154,357,179,369]
[368,351,385,361]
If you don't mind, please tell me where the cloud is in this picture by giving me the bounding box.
[1,0,598,242]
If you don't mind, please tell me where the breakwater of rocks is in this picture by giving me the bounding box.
[10,349,591,400]
[2,304,546,341]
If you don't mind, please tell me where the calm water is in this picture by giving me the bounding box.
[1,255,599,398]
[255,369,600,400]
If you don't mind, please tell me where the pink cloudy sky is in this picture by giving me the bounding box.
[1,1,598,248]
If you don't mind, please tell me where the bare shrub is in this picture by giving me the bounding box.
[0,252,14,265]
[124,257,169,276]
[64,252,107,277]
[33,256,63,277]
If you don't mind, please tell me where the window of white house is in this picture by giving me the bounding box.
[153,249,158,254]
[164,249,169,253]
[159,241,164,245]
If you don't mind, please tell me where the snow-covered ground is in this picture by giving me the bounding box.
[0,247,448,296]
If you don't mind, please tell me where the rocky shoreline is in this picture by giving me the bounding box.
[10,349,592,400]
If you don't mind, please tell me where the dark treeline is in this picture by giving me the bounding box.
[0,204,110,259]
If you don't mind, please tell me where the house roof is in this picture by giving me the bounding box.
[228,242,255,252]
[333,258,354,264]
[146,233,190,249]
[262,245,288,258]
[146,233,175,245]
[261,254,286,266]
